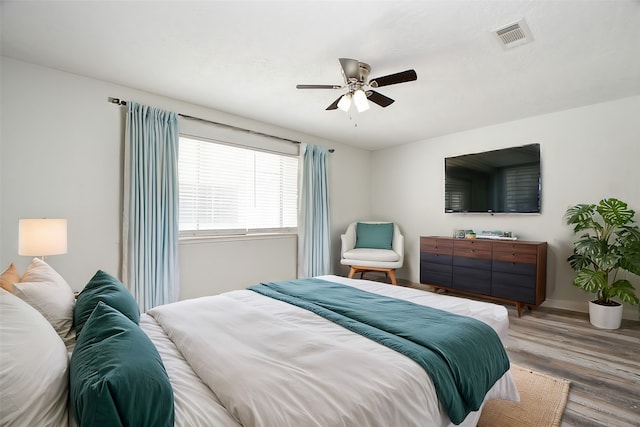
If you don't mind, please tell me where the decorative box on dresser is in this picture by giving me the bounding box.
[420,236,547,316]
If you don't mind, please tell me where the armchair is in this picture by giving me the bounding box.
[340,221,404,285]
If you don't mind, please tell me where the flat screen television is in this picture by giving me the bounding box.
[444,143,541,213]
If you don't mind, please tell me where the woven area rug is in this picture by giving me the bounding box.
[478,364,571,427]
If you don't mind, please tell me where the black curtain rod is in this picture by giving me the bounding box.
[108,97,335,153]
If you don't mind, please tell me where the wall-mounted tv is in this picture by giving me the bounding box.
[444,143,541,213]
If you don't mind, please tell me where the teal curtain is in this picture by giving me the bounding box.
[123,102,179,311]
[298,144,331,277]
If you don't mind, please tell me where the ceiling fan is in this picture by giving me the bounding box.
[296,58,417,112]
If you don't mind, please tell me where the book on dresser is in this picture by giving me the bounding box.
[419,236,547,316]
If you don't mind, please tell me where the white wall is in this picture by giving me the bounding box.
[0,57,371,297]
[371,95,640,318]
[5,57,638,318]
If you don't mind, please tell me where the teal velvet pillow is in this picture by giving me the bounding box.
[355,222,394,249]
[70,301,174,427]
[74,270,140,336]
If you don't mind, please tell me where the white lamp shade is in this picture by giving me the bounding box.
[19,219,68,257]
[353,89,370,112]
[337,94,352,112]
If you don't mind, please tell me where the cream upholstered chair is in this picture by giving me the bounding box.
[340,221,404,285]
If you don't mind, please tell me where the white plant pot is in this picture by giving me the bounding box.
[588,300,623,329]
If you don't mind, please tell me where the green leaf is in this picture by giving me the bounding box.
[610,280,640,305]
[597,198,635,227]
[619,237,640,276]
[595,252,619,271]
[564,204,596,233]
[573,269,608,295]
[567,253,591,271]
[573,236,604,258]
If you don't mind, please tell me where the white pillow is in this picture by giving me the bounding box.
[0,288,69,427]
[13,258,76,345]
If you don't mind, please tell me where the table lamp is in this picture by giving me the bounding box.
[18,218,68,260]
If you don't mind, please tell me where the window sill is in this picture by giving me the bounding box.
[179,232,297,245]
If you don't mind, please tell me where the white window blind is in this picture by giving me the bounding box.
[504,163,540,213]
[445,177,471,212]
[179,136,298,235]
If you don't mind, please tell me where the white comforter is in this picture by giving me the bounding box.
[142,275,518,427]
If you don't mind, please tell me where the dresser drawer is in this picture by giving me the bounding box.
[493,252,537,264]
[492,260,537,275]
[492,242,539,253]
[421,259,453,274]
[453,255,492,270]
[452,267,492,294]
[453,239,492,259]
[421,252,453,266]
[493,250,537,264]
[492,242,539,263]
[492,272,536,304]
[420,237,454,255]
[420,268,453,288]
[420,238,454,287]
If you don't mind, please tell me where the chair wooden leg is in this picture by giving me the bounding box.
[348,266,397,285]
[388,269,397,285]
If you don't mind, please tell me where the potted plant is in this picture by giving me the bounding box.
[564,198,640,329]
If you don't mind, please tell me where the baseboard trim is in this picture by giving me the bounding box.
[542,298,639,321]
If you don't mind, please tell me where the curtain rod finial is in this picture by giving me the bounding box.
[108,97,127,106]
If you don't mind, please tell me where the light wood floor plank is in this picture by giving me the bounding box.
[504,305,640,427]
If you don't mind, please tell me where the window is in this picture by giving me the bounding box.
[178,136,298,236]
[502,163,540,213]
[445,177,471,212]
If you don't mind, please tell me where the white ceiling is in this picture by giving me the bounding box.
[2,0,640,150]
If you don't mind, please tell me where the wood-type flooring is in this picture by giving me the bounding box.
[503,304,639,427]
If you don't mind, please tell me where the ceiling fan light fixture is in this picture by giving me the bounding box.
[337,94,352,112]
[353,89,369,112]
[297,58,416,111]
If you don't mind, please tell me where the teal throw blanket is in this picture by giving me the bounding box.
[248,278,510,425]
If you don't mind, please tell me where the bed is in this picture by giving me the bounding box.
[0,260,519,427]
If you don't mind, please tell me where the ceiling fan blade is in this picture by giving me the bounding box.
[369,69,417,88]
[296,84,342,89]
[326,96,342,110]
[367,90,395,108]
[339,58,361,81]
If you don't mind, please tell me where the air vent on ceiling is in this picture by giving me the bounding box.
[493,19,533,49]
